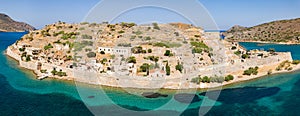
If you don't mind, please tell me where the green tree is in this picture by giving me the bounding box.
[175,62,184,73]
[25,55,31,62]
[166,62,171,76]
[140,63,150,72]
[164,50,171,56]
[152,23,160,30]
[147,49,152,53]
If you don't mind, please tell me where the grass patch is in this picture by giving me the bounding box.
[153,42,182,48]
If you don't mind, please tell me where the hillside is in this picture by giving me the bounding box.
[224,18,300,43]
[0,13,35,32]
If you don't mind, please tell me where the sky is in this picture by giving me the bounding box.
[0,0,299,30]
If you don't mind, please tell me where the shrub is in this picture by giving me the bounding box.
[127,56,137,64]
[175,62,184,73]
[154,42,169,48]
[19,48,25,52]
[81,41,93,46]
[191,76,202,84]
[80,22,89,25]
[120,22,136,28]
[243,67,259,76]
[241,54,250,59]
[234,50,242,55]
[153,23,160,30]
[82,34,93,39]
[100,58,108,64]
[51,70,67,77]
[131,46,143,54]
[85,48,92,52]
[118,30,125,34]
[292,60,300,65]
[225,75,234,82]
[44,44,53,50]
[25,55,31,62]
[202,76,210,83]
[133,30,143,35]
[130,36,136,40]
[56,71,67,77]
[142,50,147,54]
[40,70,47,73]
[145,36,151,40]
[87,52,96,58]
[61,32,78,40]
[118,43,131,47]
[190,42,209,54]
[51,70,57,75]
[192,48,203,54]
[190,41,209,49]
[110,55,115,59]
[210,76,225,83]
[145,56,159,62]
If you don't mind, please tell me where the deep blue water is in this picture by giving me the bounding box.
[1,33,300,115]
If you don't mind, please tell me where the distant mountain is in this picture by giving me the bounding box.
[0,13,35,32]
[224,18,300,43]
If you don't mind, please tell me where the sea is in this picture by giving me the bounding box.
[1,32,300,116]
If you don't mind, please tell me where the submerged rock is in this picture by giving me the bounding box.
[88,96,95,98]
[142,92,168,98]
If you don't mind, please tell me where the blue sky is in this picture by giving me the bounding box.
[0,0,299,30]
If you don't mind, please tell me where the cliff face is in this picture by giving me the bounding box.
[224,18,300,43]
[0,13,35,32]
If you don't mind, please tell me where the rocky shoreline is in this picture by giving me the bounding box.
[6,45,300,90]
[233,40,300,45]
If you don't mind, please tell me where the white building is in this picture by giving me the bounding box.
[98,47,132,56]
[25,47,42,56]
[54,44,70,51]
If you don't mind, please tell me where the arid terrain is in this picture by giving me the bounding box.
[224,18,300,43]
[0,13,35,32]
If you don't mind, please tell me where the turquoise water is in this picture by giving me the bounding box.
[1,33,300,115]
[239,42,300,60]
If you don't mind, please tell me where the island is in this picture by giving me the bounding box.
[5,21,300,89]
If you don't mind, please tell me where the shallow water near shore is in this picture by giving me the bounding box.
[1,32,300,115]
